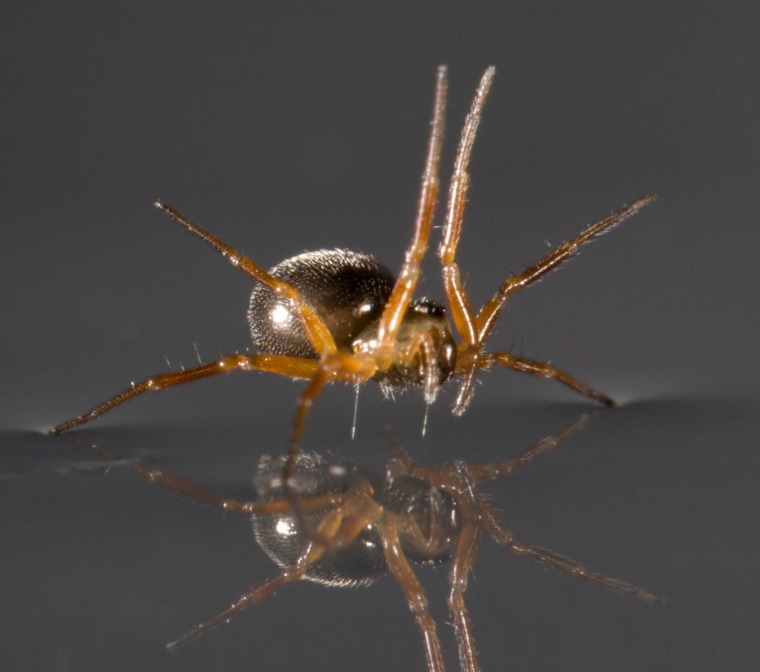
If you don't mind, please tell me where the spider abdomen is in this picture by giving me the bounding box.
[248,249,395,358]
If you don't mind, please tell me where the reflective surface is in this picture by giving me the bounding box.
[3,397,758,671]
[4,2,760,670]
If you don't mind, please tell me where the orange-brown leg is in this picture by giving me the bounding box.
[50,353,321,434]
[474,194,657,344]
[478,351,614,406]
[449,194,655,413]
[438,66,496,348]
[377,512,447,672]
[283,352,378,478]
[374,66,448,368]
[155,202,337,355]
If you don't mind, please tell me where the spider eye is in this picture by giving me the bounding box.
[410,298,446,317]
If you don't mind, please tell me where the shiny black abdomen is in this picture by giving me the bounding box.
[248,249,395,358]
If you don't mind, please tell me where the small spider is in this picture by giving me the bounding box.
[119,413,658,672]
[51,67,655,468]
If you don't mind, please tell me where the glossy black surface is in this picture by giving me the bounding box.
[3,3,759,671]
[248,249,395,357]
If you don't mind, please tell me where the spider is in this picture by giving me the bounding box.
[115,412,658,672]
[51,66,655,469]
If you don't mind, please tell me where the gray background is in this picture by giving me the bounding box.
[2,2,758,671]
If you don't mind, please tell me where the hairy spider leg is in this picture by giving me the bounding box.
[374,64,448,365]
[436,67,495,422]
[448,194,657,414]
[50,354,322,434]
[155,202,338,355]
[438,66,495,348]
[474,194,657,342]
[49,201,347,434]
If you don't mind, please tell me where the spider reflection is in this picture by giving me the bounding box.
[119,414,658,672]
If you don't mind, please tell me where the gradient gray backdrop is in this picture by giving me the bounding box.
[3,3,758,671]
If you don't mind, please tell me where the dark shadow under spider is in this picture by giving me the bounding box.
[85,411,660,672]
[51,67,656,480]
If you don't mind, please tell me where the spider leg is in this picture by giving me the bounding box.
[278,352,379,545]
[447,520,484,672]
[374,66,447,369]
[479,351,615,407]
[284,352,378,478]
[449,194,655,413]
[155,202,337,355]
[474,194,657,344]
[377,512,447,672]
[438,66,496,347]
[50,353,321,434]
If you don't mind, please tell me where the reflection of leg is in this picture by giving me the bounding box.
[447,521,483,672]
[51,353,320,434]
[483,351,615,406]
[168,551,321,650]
[481,507,659,602]
[167,510,372,650]
[461,411,595,484]
[130,459,355,517]
[168,504,360,650]
[509,541,660,602]
[378,513,446,672]
[131,455,381,556]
